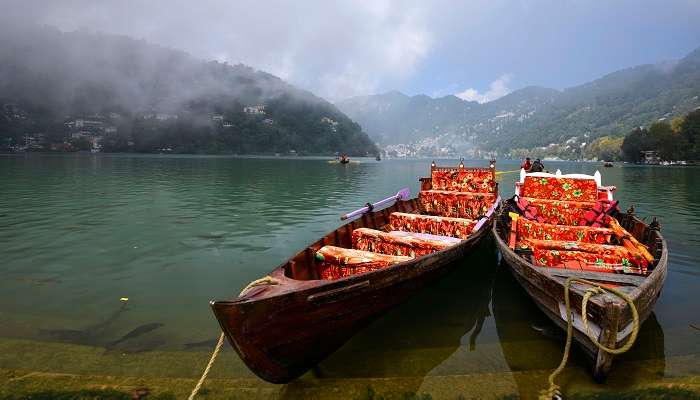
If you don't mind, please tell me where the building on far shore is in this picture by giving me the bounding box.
[243,105,266,115]
[640,150,660,164]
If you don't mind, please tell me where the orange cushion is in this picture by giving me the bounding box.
[315,246,411,280]
[352,227,457,258]
[516,218,613,244]
[519,239,647,275]
[431,168,495,193]
[522,176,598,202]
[389,212,476,239]
[520,197,595,226]
[420,190,495,219]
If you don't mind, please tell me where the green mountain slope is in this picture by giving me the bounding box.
[0,23,378,155]
[337,47,700,154]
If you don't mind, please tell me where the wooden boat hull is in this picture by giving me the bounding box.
[211,197,494,383]
[493,210,667,380]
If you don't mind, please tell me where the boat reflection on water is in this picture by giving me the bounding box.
[278,239,498,398]
[492,261,665,398]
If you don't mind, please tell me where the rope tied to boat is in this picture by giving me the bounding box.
[539,277,640,400]
[188,275,279,400]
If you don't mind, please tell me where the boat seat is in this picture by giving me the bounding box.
[389,212,476,239]
[388,230,462,243]
[431,167,496,193]
[352,227,459,258]
[518,197,596,226]
[315,246,411,280]
[521,175,599,202]
[518,238,647,275]
[419,190,496,219]
[516,218,614,244]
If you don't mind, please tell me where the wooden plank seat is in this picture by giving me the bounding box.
[315,245,411,280]
[419,190,496,219]
[516,218,614,244]
[352,227,459,258]
[389,212,476,239]
[519,238,647,275]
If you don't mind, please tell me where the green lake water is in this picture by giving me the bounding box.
[0,153,699,399]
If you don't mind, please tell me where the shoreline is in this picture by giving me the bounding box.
[1,337,699,399]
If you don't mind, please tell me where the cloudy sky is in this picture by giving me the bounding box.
[5,0,700,102]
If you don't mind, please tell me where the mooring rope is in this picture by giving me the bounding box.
[539,277,640,400]
[188,275,279,400]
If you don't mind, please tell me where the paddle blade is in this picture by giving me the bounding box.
[396,188,411,201]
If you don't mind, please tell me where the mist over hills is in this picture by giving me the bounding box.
[0,22,378,155]
[337,47,700,156]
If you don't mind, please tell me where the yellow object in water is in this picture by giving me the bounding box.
[495,169,520,175]
[120,297,129,302]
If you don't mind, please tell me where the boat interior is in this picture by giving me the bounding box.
[500,169,663,281]
[282,161,500,281]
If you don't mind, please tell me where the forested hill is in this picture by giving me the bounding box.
[337,47,700,156]
[0,23,378,155]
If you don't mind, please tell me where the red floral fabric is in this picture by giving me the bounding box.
[431,168,496,193]
[520,197,595,226]
[420,190,495,219]
[352,227,457,258]
[316,245,411,280]
[520,239,647,274]
[389,212,476,239]
[530,249,645,275]
[516,218,613,244]
[521,176,598,202]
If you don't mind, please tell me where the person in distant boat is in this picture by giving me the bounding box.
[530,158,545,172]
[521,157,532,171]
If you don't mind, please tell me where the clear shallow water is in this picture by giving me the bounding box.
[0,154,698,397]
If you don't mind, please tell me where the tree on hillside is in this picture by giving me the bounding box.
[680,109,700,160]
[584,136,623,160]
[621,127,648,162]
[648,121,685,160]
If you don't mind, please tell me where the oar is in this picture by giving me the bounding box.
[341,188,411,220]
[495,169,520,175]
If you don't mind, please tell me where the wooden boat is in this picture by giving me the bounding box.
[210,161,500,383]
[493,169,667,380]
[491,264,666,398]
[604,161,614,167]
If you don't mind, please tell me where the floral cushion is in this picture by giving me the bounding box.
[389,212,476,239]
[315,245,411,280]
[521,176,598,202]
[520,239,647,275]
[420,190,496,219]
[431,168,496,193]
[520,197,595,226]
[516,218,613,244]
[530,249,645,275]
[352,227,457,258]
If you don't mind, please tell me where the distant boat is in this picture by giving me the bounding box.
[376,154,381,161]
[604,161,614,167]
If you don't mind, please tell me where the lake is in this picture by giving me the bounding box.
[0,153,698,399]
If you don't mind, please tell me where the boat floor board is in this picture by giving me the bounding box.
[544,269,646,287]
